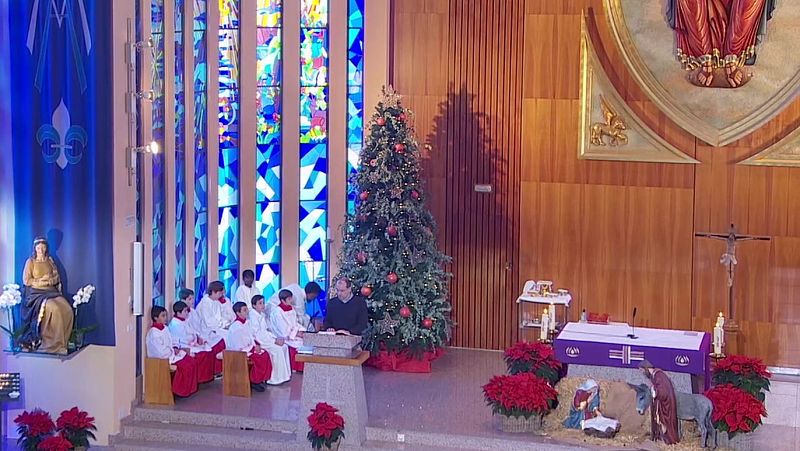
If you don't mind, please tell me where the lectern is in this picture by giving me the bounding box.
[296,333,369,446]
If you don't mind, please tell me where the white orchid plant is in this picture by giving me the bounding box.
[0,284,23,346]
[72,284,95,309]
[70,284,98,349]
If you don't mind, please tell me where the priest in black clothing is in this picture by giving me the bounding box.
[323,278,369,335]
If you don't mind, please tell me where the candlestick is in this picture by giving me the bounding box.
[540,308,550,341]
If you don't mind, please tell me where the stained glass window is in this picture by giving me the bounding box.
[175,0,187,296]
[152,0,166,307]
[347,0,364,215]
[218,0,240,295]
[299,0,329,291]
[194,0,209,297]
[256,0,282,299]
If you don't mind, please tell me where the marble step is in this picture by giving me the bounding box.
[112,436,469,451]
[119,419,299,450]
[132,405,297,433]
[365,426,589,451]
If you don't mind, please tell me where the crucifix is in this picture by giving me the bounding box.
[695,223,770,354]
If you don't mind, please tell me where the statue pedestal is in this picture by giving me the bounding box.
[296,334,369,446]
[724,320,740,356]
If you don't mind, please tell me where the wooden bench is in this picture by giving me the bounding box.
[144,358,175,405]
[222,350,251,398]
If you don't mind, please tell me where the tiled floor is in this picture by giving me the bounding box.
[159,348,799,449]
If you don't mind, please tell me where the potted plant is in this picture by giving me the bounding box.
[307,402,345,450]
[37,436,74,451]
[705,383,767,451]
[70,284,97,350]
[57,407,97,450]
[14,409,56,451]
[0,284,23,351]
[503,341,562,385]
[482,373,558,433]
[713,355,771,402]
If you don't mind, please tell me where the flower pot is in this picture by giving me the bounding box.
[499,414,542,433]
[314,438,341,451]
[717,431,754,451]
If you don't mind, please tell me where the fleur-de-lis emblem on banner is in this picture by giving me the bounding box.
[37,100,87,169]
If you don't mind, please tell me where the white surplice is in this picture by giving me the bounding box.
[235,284,262,306]
[193,295,235,346]
[227,318,263,355]
[249,309,291,384]
[168,313,212,355]
[267,283,310,328]
[146,325,186,364]
[269,304,304,349]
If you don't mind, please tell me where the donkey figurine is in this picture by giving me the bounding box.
[628,383,717,448]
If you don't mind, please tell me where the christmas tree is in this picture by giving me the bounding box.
[336,87,452,357]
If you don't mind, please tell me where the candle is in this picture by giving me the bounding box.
[540,308,550,341]
[549,302,557,332]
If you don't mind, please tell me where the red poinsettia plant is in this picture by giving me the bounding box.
[705,384,767,437]
[713,355,771,402]
[57,407,97,448]
[37,435,73,451]
[15,409,56,451]
[503,341,562,385]
[482,373,558,419]
[307,402,345,450]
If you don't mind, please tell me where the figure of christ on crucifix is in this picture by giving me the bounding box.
[695,224,770,354]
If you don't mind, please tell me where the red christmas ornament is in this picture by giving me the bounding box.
[422,318,434,329]
[387,225,399,237]
[360,286,373,297]
[386,272,399,284]
[399,113,407,122]
[394,143,406,153]
[376,117,386,126]
[399,306,412,318]
[359,191,369,201]
[356,251,368,264]
[411,190,420,200]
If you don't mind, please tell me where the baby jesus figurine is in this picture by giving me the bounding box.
[563,379,620,438]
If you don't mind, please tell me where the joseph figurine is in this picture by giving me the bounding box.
[20,237,74,354]
[640,360,679,444]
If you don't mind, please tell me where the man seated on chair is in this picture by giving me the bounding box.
[228,301,272,392]
[323,278,369,336]
[169,300,216,384]
[267,282,323,331]
[249,295,291,385]
[269,289,306,372]
[194,281,235,375]
[146,306,199,398]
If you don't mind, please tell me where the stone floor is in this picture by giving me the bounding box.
[119,348,799,450]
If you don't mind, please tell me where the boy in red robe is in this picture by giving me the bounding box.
[146,306,199,397]
[229,301,272,392]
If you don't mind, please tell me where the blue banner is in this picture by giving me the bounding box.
[10,0,115,346]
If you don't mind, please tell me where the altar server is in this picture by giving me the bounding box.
[248,295,291,385]
[267,282,322,330]
[169,301,215,383]
[228,302,272,392]
[269,289,306,372]
[194,281,235,373]
[146,306,198,397]
[178,287,196,306]
[234,269,261,306]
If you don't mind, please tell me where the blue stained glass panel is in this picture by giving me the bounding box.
[193,31,207,91]
[256,263,280,300]
[300,0,328,28]
[218,88,240,148]
[300,143,327,201]
[347,28,363,85]
[218,31,239,91]
[256,202,281,263]
[299,260,327,293]
[175,25,186,292]
[218,146,239,207]
[299,200,327,262]
[300,87,327,143]
[347,86,363,144]
[348,0,363,28]
[175,0,184,33]
[151,0,164,33]
[218,205,239,294]
[193,0,207,30]
[257,29,282,86]
[300,29,328,87]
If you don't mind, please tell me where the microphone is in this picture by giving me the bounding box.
[627,307,638,339]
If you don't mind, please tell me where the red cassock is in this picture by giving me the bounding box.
[288,347,305,372]
[193,350,216,383]
[671,0,772,66]
[172,355,199,397]
[211,339,226,374]
[248,351,273,384]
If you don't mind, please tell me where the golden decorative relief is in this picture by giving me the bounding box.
[590,95,628,147]
[738,126,800,167]
[579,17,698,165]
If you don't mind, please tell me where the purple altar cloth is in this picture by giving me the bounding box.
[554,322,711,389]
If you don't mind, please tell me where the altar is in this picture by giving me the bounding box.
[554,322,712,392]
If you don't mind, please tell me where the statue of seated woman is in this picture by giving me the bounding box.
[19,237,74,354]
[563,379,621,438]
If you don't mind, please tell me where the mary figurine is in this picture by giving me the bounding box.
[19,237,74,354]
[563,379,620,437]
